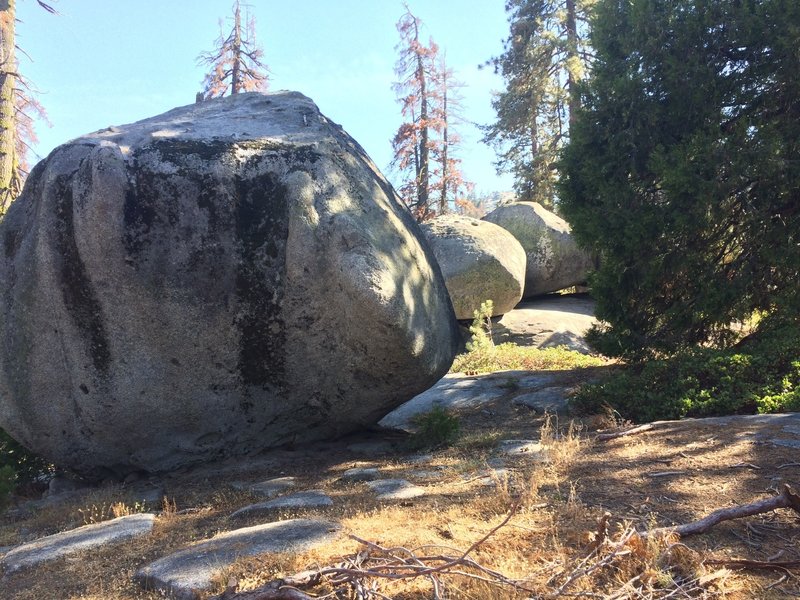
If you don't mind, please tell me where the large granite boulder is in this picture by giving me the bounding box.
[420,215,526,319]
[482,202,594,297]
[0,91,459,477]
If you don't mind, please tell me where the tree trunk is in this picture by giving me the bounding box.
[439,78,448,216]
[0,0,16,213]
[413,19,429,215]
[565,0,579,129]
[231,0,242,94]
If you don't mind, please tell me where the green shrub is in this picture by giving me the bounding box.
[0,465,15,510]
[407,406,460,450]
[0,428,52,491]
[466,300,495,353]
[572,319,800,422]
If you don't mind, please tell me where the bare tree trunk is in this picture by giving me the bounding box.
[413,18,429,215]
[231,0,242,94]
[0,0,17,213]
[439,78,448,216]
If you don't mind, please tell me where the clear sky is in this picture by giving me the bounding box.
[16,0,514,195]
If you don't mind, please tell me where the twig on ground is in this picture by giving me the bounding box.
[729,462,762,470]
[595,423,656,441]
[210,502,533,600]
[647,470,689,478]
[646,484,800,538]
[703,558,800,572]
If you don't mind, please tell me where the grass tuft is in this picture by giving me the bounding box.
[452,342,606,374]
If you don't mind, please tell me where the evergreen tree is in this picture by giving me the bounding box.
[560,0,800,357]
[484,0,594,208]
[197,0,269,99]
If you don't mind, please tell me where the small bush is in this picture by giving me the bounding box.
[466,300,495,353]
[572,318,800,422]
[0,465,16,510]
[0,429,54,505]
[407,406,460,450]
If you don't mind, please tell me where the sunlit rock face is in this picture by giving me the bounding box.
[421,215,526,319]
[0,91,459,477]
[483,202,595,298]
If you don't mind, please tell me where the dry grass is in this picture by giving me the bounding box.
[1,391,798,599]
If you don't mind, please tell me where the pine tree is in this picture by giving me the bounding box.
[391,5,469,221]
[197,0,269,99]
[0,0,54,214]
[559,0,800,357]
[484,0,594,208]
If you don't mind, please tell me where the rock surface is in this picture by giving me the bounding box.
[1,513,155,574]
[378,373,507,431]
[231,476,297,498]
[366,479,426,500]
[229,490,333,519]
[493,294,597,353]
[379,371,564,432]
[0,91,458,477]
[483,202,594,297]
[135,518,341,599]
[421,214,526,319]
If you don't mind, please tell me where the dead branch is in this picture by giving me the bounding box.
[211,503,533,600]
[647,470,689,478]
[595,423,656,441]
[647,484,800,538]
[703,558,800,572]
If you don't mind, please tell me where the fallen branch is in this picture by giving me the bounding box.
[646,484,800,538]
[211,503,532,600]
[703,558,800,572]
[595,423,655,441]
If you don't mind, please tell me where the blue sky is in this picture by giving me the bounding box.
[16,0,514,194]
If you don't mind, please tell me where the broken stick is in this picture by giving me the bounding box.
[595,423,656,441]
[646,484,800,538]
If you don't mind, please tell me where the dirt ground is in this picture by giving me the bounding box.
[1,365,798,599]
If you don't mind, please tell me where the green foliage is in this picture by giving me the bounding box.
[407,406,461,450]
[559,0,800,357]
[466,300,494,353]
[484,0,595,207]
[0,428,51,486]
[572,320,800,422]
[455,299,605,373]
[0,465,15,510]
[452,342,605,374]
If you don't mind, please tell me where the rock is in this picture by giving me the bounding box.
[512,387,572,414]
[340,467,381,482]
[135,518,341,599]
[127,486,165,509]
[379,373,506,432]
[483,202,594,297]
[229,490,333,519]
[498,440,546,459]
[231,476,297,498]
[2,513,155,574]
[366,479,426,500]
[420,215,526,319]
[0,91,459,477]
[44,475,86,498]
[493,294,597,353]
[346,441,396,455]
